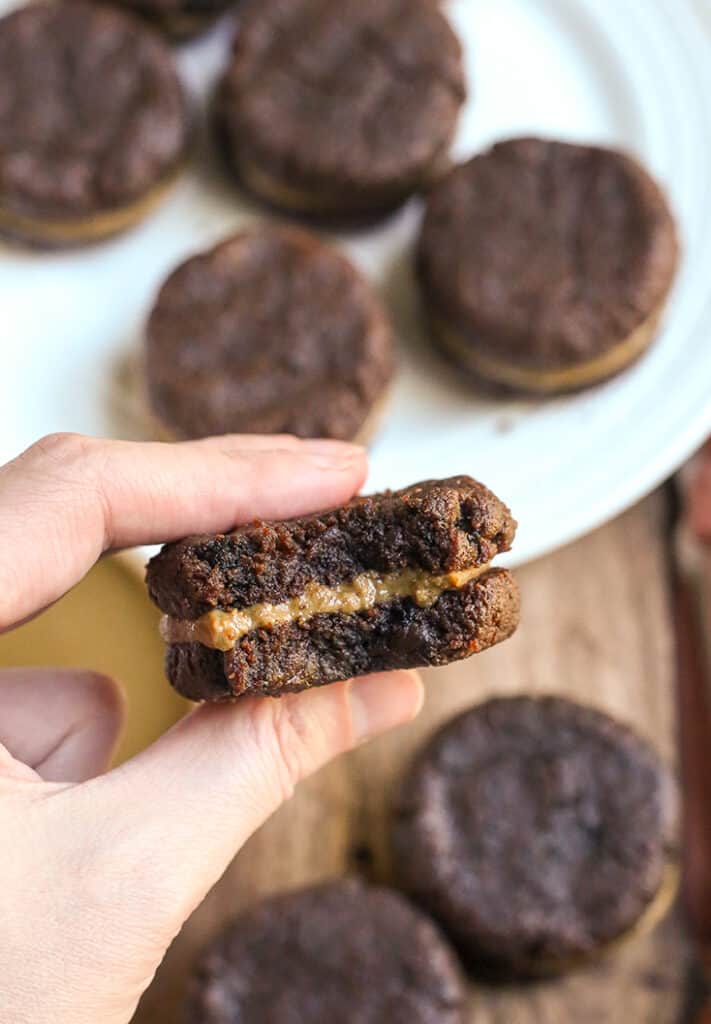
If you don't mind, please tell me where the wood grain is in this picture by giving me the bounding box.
[134,492,690,1023]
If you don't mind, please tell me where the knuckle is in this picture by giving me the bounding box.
[32,431,95,466]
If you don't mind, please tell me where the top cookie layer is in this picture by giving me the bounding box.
[216,0,466,209]
[0,1,188,221]
[418,138,679,370]
[146,475,516,619]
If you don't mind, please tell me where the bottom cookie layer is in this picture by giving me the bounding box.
[225,148,450,223]
[429,304,664,395]
[165,568,519,700]
[0,164,184,247]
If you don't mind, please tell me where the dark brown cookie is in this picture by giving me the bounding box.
[0,1,189,247]
[214,0,466,220]
[184,880,466,1023]
[104,0,231,39]
[146,476,519,699]
[392,696,678,975]
[144,225,395,441]
[417,138,679,393]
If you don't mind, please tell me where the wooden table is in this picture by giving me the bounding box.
[135,491,691,1023]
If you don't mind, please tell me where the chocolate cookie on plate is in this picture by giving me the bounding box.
[144,225,394,442]
[146,476,519,700]
[184,880,466,1024]
[214,0,466,221]
[392,696,679,975]
[0,1,190,247]
[418,138,679,393]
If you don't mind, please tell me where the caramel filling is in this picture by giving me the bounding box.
[161,564,490,652]
[431,305,664,394]
[234,154,424,215]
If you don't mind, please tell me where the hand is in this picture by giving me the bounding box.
[0,433,423,1024]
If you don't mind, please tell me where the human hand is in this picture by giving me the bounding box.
[0,433,423,1024]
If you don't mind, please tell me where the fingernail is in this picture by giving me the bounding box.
[347,671,424,744]
[299,439,365,456]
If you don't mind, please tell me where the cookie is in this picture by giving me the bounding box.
[214,0,466,221]
[392,696,679,975]
[104,0,231,39]
[184,880,466,1023]
[146,476,519,700]
[144,225,394,442]
[0,1,189,247]
[417,138,679,393]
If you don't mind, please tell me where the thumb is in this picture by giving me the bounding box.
[0,668,125,783]
[89,670,423,926]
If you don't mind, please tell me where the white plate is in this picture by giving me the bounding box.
[2,0,711,566]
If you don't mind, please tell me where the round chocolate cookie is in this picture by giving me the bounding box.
[106,0,231,39]
[184,880,465,1023]
[417,137,679,393]
[0,1,189,247]
[214,0,466,220]
[145,225,394,441]
[392,696,678,974]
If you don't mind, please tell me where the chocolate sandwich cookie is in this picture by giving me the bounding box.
[0,1,189,247]
[146,476,519,700]
[417,138,679,393]
[392,696,678,975]
[214,0,466,221]
[106,0,231,39]
[144,225,394,442]
[184,880,466,1023]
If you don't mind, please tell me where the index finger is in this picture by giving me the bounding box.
[0,432,366,632]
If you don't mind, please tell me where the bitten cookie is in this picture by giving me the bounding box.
[0,1,190,247]
[392,696,678,975]
[146,476,519,700]
[184,880,466,1024]
[417,137,679,393]
[214,0,466,220]
[144,225,394,442]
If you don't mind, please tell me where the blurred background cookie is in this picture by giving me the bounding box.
[184,879,466,1023]
[214,0,466,221]
[392,696,678,975]
[0,1,190,247]
[144,225,394,441]
[417,137,679,394]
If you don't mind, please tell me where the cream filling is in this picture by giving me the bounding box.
[160,563,491,652]
[0,163,185,245]
[431,305,664,394]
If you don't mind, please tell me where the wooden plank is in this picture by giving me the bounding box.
[135,492,690,1023]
